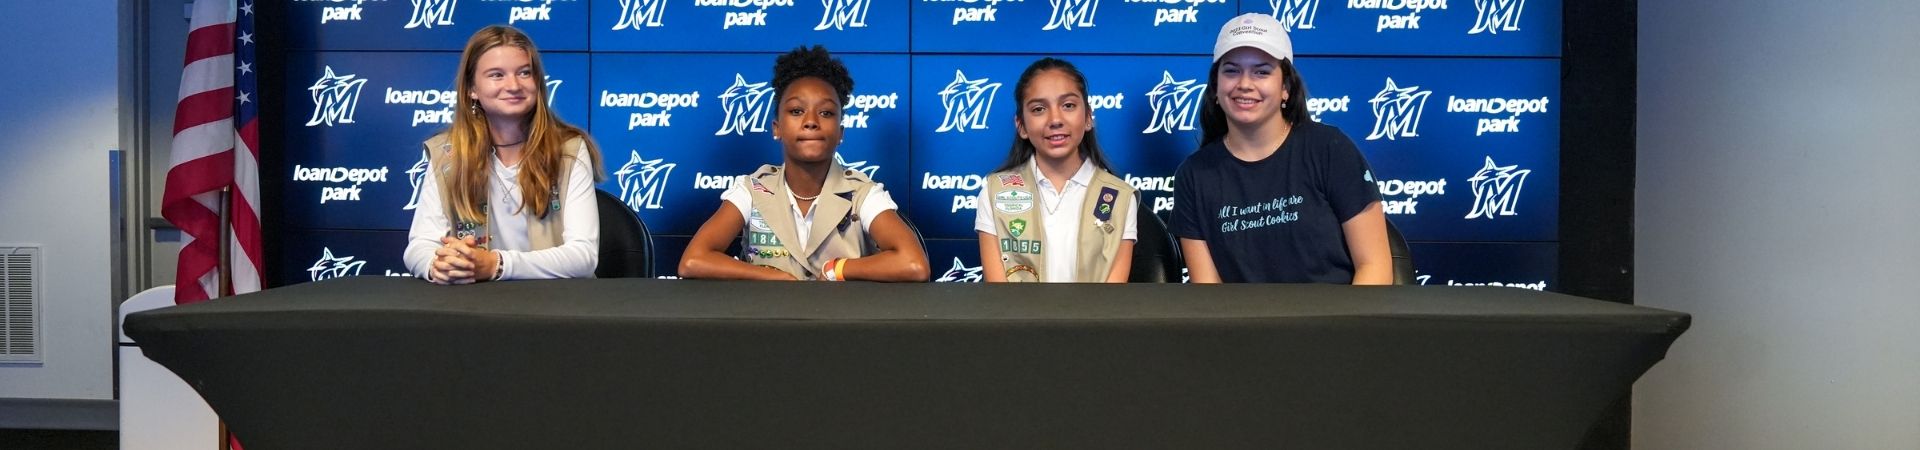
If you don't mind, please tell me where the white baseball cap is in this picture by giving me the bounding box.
[1213,13,1294,63]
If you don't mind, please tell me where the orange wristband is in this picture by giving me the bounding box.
[834,258,849,281]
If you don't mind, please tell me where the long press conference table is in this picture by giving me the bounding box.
[125,277,1689,450]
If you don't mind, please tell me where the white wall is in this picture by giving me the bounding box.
[1635,1,1920,448]
[0,0,121,400]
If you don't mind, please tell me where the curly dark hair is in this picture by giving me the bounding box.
[772,45,853,106]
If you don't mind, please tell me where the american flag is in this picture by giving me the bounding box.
[162,0,262,304]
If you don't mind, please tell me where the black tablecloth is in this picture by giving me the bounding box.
[126,277,1688,450]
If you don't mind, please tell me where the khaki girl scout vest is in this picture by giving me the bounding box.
[984,165,1136,282]
[739,163,878,280]
[423,134,585,252]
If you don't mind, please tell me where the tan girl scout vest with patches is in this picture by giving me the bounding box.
[984,165,1136,282]
[423,133,584,251]
[739,163,878,280]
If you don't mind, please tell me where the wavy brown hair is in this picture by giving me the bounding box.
[441,25,602,224]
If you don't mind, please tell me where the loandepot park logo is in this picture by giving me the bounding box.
[612,0,668,29]
[292,163,391,204]
[1416,274,1546,290]
[403,149,430,210]
[714,74,776,136]
[1464,156,1529,219]
[1447,94,1549,136]
[934,257,984,282]
[815,0,872,30]
[694,0,798,30]
[500,0,565,25]
[1375,176,1447,215]
[406,0,459,29]
[1347,0,1449,32]
[934,70,1001,133]
[1468,0,1524,34]
[1306,95,1351,122]
[600,87,702,130]
[1365,77,1430,141]
[938,0,1026,25]
[308,247,367,281]
[843,91,901,129]
[306,66,367,127]
[382,85,457,127]
[1122,174,1175,213]
[315,0,368,24]
[921,172,984,213]
[1128,0,1226,26]
[1043,0,1098,30]
[615,150,676,210]
[1142,71,1204,134]
[1270,0,1320,30]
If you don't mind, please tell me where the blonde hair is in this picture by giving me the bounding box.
[442,25,603,224]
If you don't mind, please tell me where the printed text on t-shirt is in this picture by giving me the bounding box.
[1219,195,1304,232]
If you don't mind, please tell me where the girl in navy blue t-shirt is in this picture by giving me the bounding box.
[1170,13,1393,284]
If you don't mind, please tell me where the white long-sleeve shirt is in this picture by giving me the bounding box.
[403,152,600,280]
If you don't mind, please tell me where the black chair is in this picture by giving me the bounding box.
[1128,194,1184,283]
[594,189,654,278]
[1385,218,1415,285]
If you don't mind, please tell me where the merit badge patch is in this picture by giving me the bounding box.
[1093,187,1119,222]
[994,189,1034,214]
[1007,218,1028,238]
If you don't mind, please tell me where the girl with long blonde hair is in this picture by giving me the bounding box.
[404,25,605,284]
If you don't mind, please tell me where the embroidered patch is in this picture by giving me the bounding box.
[994,189,1034,214]
[1093,187,1119,222]
[750,179,773,196]
[999,174,1026,187]
[1007,218,1027,238]
[747,210,773,232]
[1000,238,1042,255]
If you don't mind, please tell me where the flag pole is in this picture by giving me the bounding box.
[218,186,232,297]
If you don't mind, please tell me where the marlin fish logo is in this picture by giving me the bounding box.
[615,150,675,210]
[935,258,984,283]
[1142,71,1205,134]
[545,77,563,106]
[1042,0,1100,31]
[1464,156,1530,219]
[404,0,458,29]
[1468,0,1525,34]
[306,66,368,127]
[714,74,776,136]
[1271,0,1320,31]
[613,0,667,29]
[403,149,430,210]
[835,153,880,179]
[814,0,871,31]
[1365,77,1431,141]
[934,70,1001,133]
[307,247,367,281]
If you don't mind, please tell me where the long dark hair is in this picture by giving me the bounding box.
[991,57,1114,174]
[1198,57,1310,148]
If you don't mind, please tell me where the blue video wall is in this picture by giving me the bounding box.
[275,0,1559,290]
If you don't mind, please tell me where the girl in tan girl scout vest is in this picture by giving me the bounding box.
[975,58,1139,283]
[678,46,929,282]
[405,25,605,285]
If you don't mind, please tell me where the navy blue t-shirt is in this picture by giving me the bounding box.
[1171,121,1381,283]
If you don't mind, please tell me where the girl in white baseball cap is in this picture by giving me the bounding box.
[1169,13,1393,284]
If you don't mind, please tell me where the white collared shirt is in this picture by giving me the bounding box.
[721,175,898,258]
[974,158,1138,282]
[404,150,601,280]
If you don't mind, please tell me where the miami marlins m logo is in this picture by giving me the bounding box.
[403,149,429,210]
[405,0,458,29]
[308,247,367,281]
[1043,0,1099,31]
[715,74,776,136]
[1142,71,1204,134]
[934,70,1000,133]
[1271,0,1320,31]
[1464,156,1530,219]
[1468,0,1525,34]
[835,153,880,179]
[306,66,367,127]
[815,0,871,30]
[935,258,984,282]
[613,0,667,29]
[1366,77,1430,141]
[615,150,675,210]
